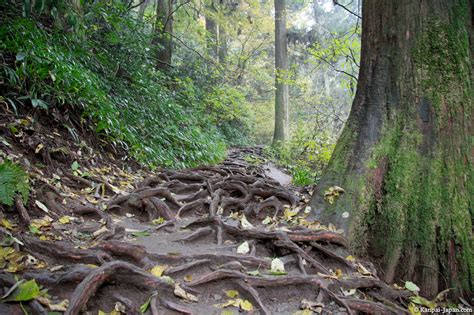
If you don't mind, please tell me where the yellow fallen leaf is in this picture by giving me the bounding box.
[37,297,69,311]
[334,269,343,279]
[1,218,16,231]
[346,255,356,262]
[408,302,421,315]
[357,263,373,276]
[150,265,168,277]
[184,275,193,282]
[240,300,253,311]
[58,216,71,224]
[35,143,44,153]
[225,290,239,298]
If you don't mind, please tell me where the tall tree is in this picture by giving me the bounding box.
[153,0,173,69]
[205,1,219,59]
[137,0,151,21]
[310,0,473,297]
[273,0,289,144]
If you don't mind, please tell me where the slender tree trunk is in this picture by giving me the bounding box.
[310,0,473,298]
[205,2,219,60]
[137,0,150,21]
[153,0,173,69]
[218,28,227,64]
[273,0,289,144]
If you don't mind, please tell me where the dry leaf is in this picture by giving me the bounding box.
[34,200,50,213]
[240,214,254,229]
[174,284,198,302]
[225,290,239,298]
[236,241,250,254]
[150,265,168,277]
[271,258,285,273]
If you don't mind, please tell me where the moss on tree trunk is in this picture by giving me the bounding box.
[310,0,473,298]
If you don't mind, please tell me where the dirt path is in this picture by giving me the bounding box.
[0,147,410,315]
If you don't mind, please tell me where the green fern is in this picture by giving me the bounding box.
[0,161,29,206]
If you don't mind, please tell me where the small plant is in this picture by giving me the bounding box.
[0,160,29,206]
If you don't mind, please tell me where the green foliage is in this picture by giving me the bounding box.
[0,3,253,168]
[267,124,335,186]
[0,160,29,206]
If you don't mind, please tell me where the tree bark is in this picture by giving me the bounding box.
[273,0,290,144]
[205,2,219,60]
[218,28,227,64]
[310,0,473,298]
[153,0,173,69]
[137,0,151,21]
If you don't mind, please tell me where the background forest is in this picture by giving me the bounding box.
[1,0,359,183]
[0,0,472,311]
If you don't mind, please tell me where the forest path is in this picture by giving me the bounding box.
[1,147,410,315]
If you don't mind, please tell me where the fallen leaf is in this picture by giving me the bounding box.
[37,296,69,311]
[301,298,324,313]
[236,241,250,254]
[131,230,150,237]
[262,216,272,225]
[150,265,168,277]
[1,218,16,231]
[225,290,239,298]
[140,294,152,314]
[410,295,436,308]
[174,284,198,302]
[240,299,253,311]
[247,269,261,277]
[3,279,40,302]
[357,263,373,276]
[35,144,44,154]
[35,200,50,213]
[58,216,71,224]
[341,288,356,296]
[334,269,343,279]
[152,217,165,225]
[271,258,285,273]
[408,302,421,315]
[346,255,356,262]
[71,161,80,171]
[405,281,420,293]
[93,226,110,237]
[240,214,254,229]
[184,275,193,282]
[324,186,345,204]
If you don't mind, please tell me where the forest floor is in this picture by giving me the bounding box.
[0,112,414,315]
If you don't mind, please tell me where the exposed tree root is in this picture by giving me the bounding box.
[1,147,415,314]
[65,261,174,315]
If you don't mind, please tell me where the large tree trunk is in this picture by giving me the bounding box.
[153,0,173,69]
[310,0,473,298]
[272,0,290,144]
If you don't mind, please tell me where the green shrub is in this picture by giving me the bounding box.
[267,123,336,186]
[0,160,29,206]
[0,3,252,168]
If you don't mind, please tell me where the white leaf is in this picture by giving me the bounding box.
[271,258,285,273]
[240,214,254,229]
[236,241,250,254]
[35,200,50,213]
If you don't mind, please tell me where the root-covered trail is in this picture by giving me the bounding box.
[1,147,411,314]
